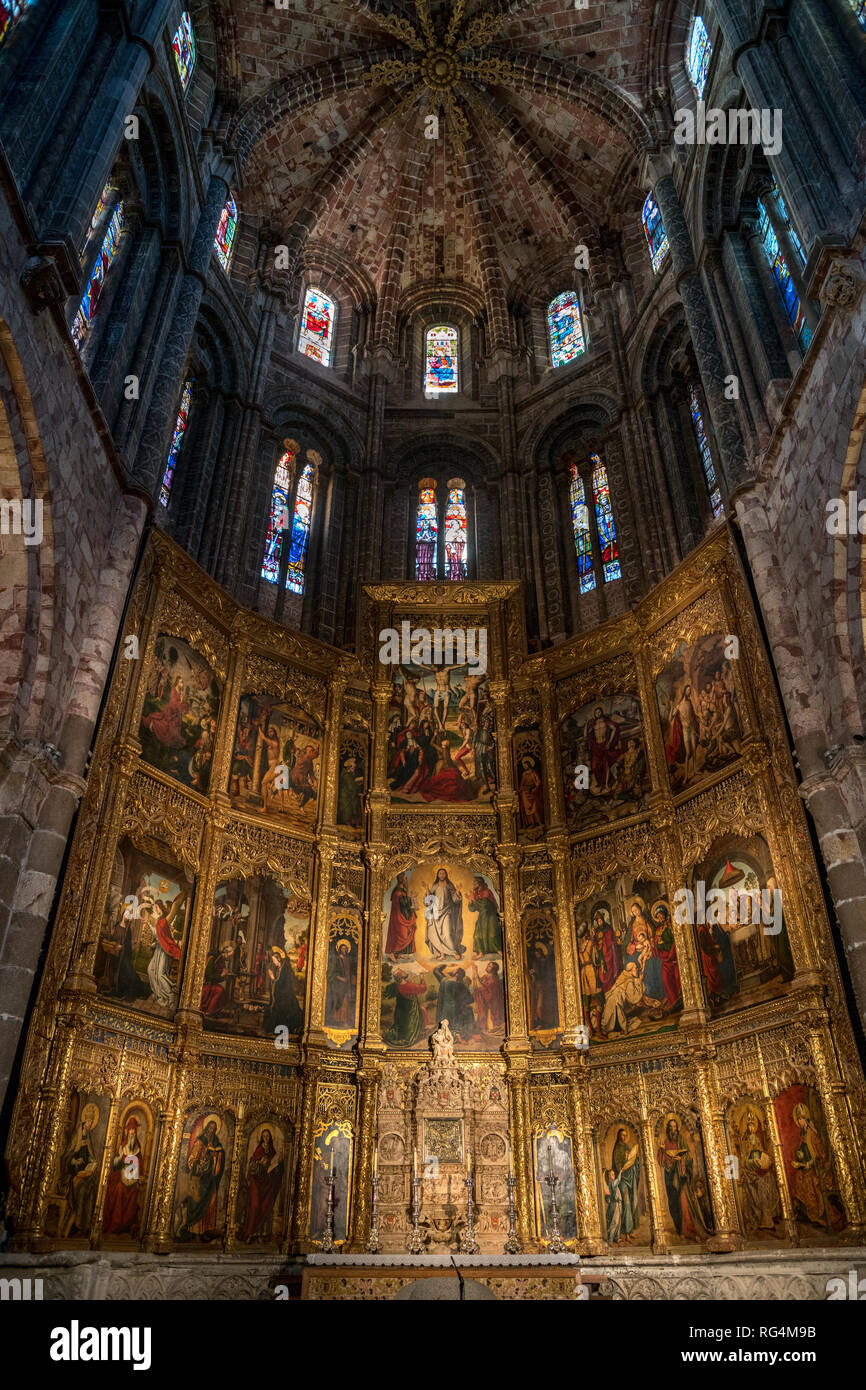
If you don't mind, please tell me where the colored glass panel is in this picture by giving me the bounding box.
[0,0,30,47]
[444,485,467,579]
[286,462,313,593]
[298,287,335,366]
[261,448,296,585]
[642,192,669,273]
[570,465,595,594]
[214,193,237,272]
[425,325,458,393]
[771,180,806,266]
[686,14,712,98]
[72,200,124,350]
[159,378,194,508]
[850,1,866,31]
[172,11,196,90]
[757,196,812,350]
[416,485,438,580]
[688,384,724,519]
[591,456,621,583]
[547,290,586,368]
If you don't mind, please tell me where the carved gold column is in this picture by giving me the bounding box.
[361,847,388,1046]
[550,839,583,1042]
[538,677,565,829]
[147,1058,190,1252]
[306,839,337,1046]
[808,1018,866,1233]
[692,1046,743,1251]
[507,1064,534,1249]
[348,1060,381,1249]
[21,1011,78,1240]
[489,679,517,844]
[289,1058,323,1250]
[757,1046,799,1244]
[223,1101,246,1252]
[637,1070,668,1253]
[498,845,528,1049]
[320,669,348,826]
[566,1060,604,1253]
[177,805,228,1021]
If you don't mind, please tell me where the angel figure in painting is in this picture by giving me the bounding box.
[430,1019,454,1064]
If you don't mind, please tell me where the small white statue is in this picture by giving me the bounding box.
[430,1018,454,1064]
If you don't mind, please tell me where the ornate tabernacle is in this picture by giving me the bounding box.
[3,526,865,1272]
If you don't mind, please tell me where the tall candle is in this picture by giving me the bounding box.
[547,1143,553,1174]
[330,1144,334,1178]
[373,1147,378,1177]
[413,1146,418,1178]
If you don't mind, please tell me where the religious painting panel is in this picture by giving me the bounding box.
[773,1084,846,1237]
[101,1100,154,1242]
[514,721,545,840]
[533,1126,578,1247]
[49,1090,112,1241]
[138,633,220,792]
[172,1108,235,1245]
[202,875,309,1038]
[561,693,650,832]
[96,837,193,1019]
[235,1117,291,1247]
[597,1121,647,1247]
[653,1110,715,1244]
[323,910,361,1046]
[229,693,321,825]
[336,730,366,834]
[524,907,561,1046]
[381,862,505,1051]
[656,631,744,792]
[724,1100,782,1239]
[387,659,495,806]
[691,833,794,1016]
[575,875,681,1044]
[309,1119,352,1247]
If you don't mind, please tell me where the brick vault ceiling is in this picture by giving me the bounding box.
[227,0,665,293]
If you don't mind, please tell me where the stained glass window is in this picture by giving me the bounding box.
[416,481,438,580]
[642,193,669,274]
[298,287,336,367]
[0,0,30,47]
[444,481,467,579]
[569,465,595,594]
[688,384,724,519]
[159,378,194,508]
[261,446,297,585]
[72,199,124,350]
[850,0,866,30]
[769,179,806,266]
[214,193,237,273]
[286,462,313,593]
[547,290,586,368]
[757,195,812,351]
[686,14,712,98]
[591,456,621,584]
[172,11,196,90]
[425,325,458,393]
[260,447,314,593]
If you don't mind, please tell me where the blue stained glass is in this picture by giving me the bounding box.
[416,483,438,579]
[286,462,313,593]
[688,384,724,519]
[642,193,669,274]
[757,196,812,351]
[569,465,595,594]
[299,287,335,366]
[172,12,196,90]
[850,1,866,31]
[591,455,621,584]
[425,326,458,393]
[214,194,237,272]
[444,484,467,579]
[771,181,806,266]
[160,378,194,507]
[547,290,586,368]
[72,200,124,350]
[261,447,295,585]
[0,0,30,47]
[686,14,712,98]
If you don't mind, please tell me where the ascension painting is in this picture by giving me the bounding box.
[598,1121,646,1246]
[653,1110,715,1244]
[336,730,366,834]
[533,1126,578,1246]
[229,693,321,825]
[235,1118,290,1247]
[387,662,496,806]
[724,1099,782,1239]
[656,631,744,792]
[101,1101,153,1242]
[381,862,506,1051]
[96,837,193,1019]
[524,908,561,1044]
[138,632,220,792]
[49,1090,111,1241]
[575,874,681,1043]
[202,875,309,1038]
[692,833,794,1016]
[173,1108,235,1244]
[561,693,650,832]
[514,722,545,841]
[309,1119,352,1246]
[773,1084,846,1237]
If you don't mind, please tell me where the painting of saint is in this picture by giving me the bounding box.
[380,862,505,1051]
[514,725,545,840]
[725,1100,781,1238]
[337,740,365,832]
[229,694,320,824]
[96,839,192,1018]
[692,834,795,1015]
[388,659,495,806]
[173,1110,233,1243]
[576,875,681,1044]
[534,1126,578,1245]
[202,876,308,1037]
[599,1123,644,1245]
[236,1121,287,1245]
[324,913,360,1040]
[138,633,220,792]
[773,1085,846,1236]
[102,1103,150,1239]
[309,1121,352,1246]
[656,632,744,791]
[654,1111,714,1243]
[524,910,560,1040]
[561,693,649,832]
[56,1091,110,1240]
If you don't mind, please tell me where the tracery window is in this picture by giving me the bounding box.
[569,465,595,594]
[159,378,194,508]
[214,193,237,272]
[688,384,724,519]
[298,287,336,367]
[172,11,196,90]
[72,197,125,350]
[0,0,31,47]
[424,325,459,394]
[260,442,316,594]
[591,455,621,584]
[547,290,586,368]
[642,193,669,274]
[415,479,439,580]
[686,14,712,98]
[756,191,812,351]
[444,479,467,580]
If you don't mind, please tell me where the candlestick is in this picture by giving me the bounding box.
[365,1171,382,1254]
[544,1157,567,1254]
[321,1168,337,1253]
[407,1169,424,1254]
[504,1169,523,1254]
[458,1166,480,1254]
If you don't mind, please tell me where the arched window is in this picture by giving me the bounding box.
[172,11,196,90]
[159,377,194,508]
[850,0,866,30]
[260,443,316,594]
[298,287,336,366]
[425,325,458,394]
[415,479,438,580]
[756,190,812,350]
[642,193,669,273]
[0,1,31,47]
[569,465,595,594]
[686,14,712,98]
[547,290,586,368]
[591,456,621,583]
[688,384,724,519]
[214,193,237,272]
[261,444,297,585]
[72,196,124,350]
[286,460,314,593]
[444,479,467,580]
